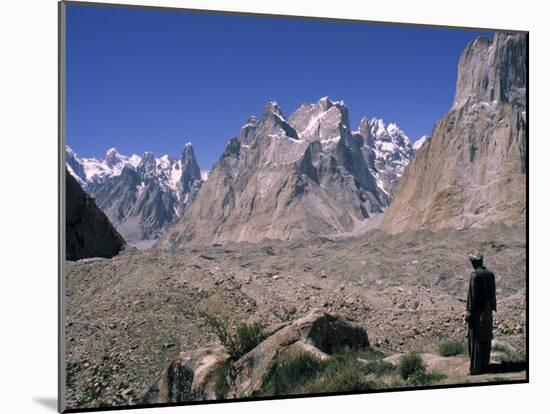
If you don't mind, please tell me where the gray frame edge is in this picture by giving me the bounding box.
[58,1,67,412]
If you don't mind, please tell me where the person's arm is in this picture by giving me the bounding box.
[491,272,497,312]
[466,273,473,323]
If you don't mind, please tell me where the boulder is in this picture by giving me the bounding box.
[142,310,370,402]
[228,309,369,397]
[141,346,228,404]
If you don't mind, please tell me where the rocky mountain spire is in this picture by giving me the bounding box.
[66,144,204,245]
[156,97,409,248]
[453,33,526,109]
[105,148,122,168]
[260,101,299,140]
[180,143,202,195]
[240,116,259,146]
[357,116,373,146]
[289,96,350,146]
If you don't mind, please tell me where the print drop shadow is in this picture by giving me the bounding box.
[32,396,57,411]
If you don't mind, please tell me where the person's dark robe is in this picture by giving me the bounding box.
[466,265,497,375]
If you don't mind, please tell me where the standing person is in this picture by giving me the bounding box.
[465,250,497,375]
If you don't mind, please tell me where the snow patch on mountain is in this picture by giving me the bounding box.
[353,116,420,197]
[413,135,430,151]
[66,146,145,186]
[66,144,204,244]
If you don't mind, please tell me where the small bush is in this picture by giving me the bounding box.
[212,360,232,398]
[438,341,467,357]
[262,353,325,396]
[407,370,446,387]
[398,352,426,380]
[301,364,384,394]
[262,350,389,397]
[302,352,387,394]
[206,316,266,360]
[363,359,396,377]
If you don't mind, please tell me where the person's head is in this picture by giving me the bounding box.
[468,250,484,269]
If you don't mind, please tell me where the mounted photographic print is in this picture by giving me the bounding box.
[59,1,528,412]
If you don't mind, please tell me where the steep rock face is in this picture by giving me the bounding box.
[381,33,527,233]
[65,169,125,260]
[66,144,203,244]
[453,34,526,109]
[180,143,203,196]
[157,98,392,247]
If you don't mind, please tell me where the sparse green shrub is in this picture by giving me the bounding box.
[300,351,386,394]
[438,341,467,357]
[212,360,232,398]
[363,359,396,377]
[301,363,385,394]
[261,350,389,397]
[262,353,326,396]
[398,352,426,380]
[407,370,446,387]
[206,316,266,360]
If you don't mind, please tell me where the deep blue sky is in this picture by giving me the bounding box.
[66,4,494,170]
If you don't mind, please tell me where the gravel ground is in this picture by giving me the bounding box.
[64,224,526,410]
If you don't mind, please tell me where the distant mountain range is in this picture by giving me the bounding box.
[67,33,525,250]
[67,108,420,246]
[156,98,420,247]
[66,143,205,245]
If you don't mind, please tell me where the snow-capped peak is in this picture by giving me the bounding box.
[318,96,345,111]
[66,144,203,195]
[106,147,119,157]
[352,116,419,197]
[387,123,402,137]
[413,135,430,151]
[371,118,386,130]
[128,154,142,167]
[367,118,411,147]
[66,147,146,185]
[66,145,76,157]
[65,143,204,245]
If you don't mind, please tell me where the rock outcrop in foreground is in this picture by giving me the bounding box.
[142,310,369,403]
[66,169,126,260]
[381,33,527,233]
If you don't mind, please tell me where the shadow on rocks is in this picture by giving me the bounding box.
[487,361,527,374]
